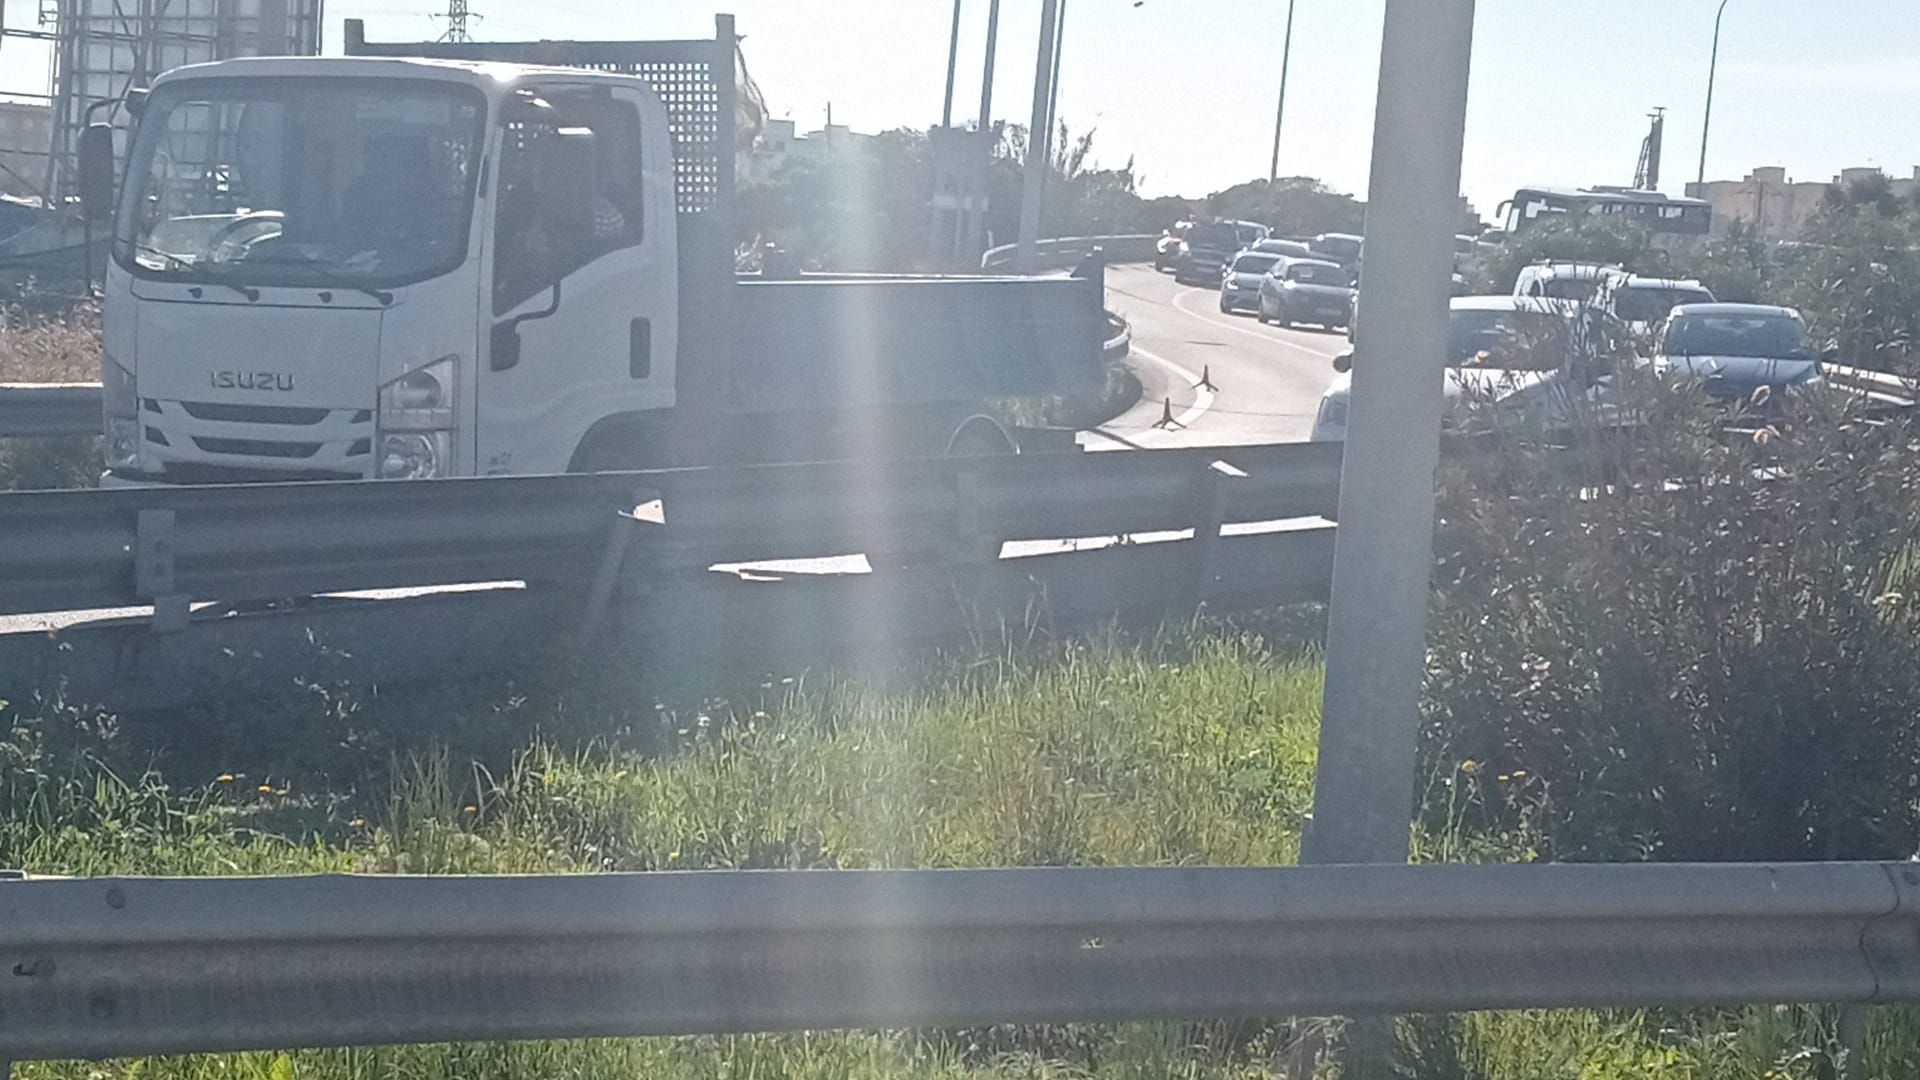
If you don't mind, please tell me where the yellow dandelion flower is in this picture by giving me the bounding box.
[216,773,234,783]
[348,818,366,828]
[1512,770,1528,778]
[257,784,273,793]
[1459,759,1478,774]
[1497,774,1511,782]
[462,805,478,814]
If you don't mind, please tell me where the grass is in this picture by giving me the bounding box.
[0,302,100,382]
[6,625,1915,1078]
[0,303,101,489]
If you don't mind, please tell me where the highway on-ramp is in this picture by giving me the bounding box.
[1084,264,1349,450]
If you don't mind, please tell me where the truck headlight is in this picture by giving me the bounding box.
[379,431,450,480]
[377,355,457,479]
[379,354,457,429]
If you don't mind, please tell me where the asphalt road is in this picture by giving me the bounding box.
[1082,264,1350,450]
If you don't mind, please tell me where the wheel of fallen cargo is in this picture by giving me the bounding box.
[945,414,1019,458]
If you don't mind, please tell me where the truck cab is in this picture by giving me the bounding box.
[98,56,677,484]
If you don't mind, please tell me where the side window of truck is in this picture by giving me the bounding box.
[492,88,646,315]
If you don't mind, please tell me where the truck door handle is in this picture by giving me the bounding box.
[630,318,651,379]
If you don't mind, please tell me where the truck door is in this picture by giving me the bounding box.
[477,83,676,475]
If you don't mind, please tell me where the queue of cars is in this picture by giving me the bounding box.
[1309,286,1826,443]
[1154,226,1828,446]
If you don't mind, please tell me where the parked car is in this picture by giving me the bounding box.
[1220,251,1282,313]
[1226,218,1273,248]
[1650,303,1825,400]
[1309,232,1364,269]
[1173,220,1246,285]
[1512,261,1618,302]
[1250,237,1314,260]
[1257,256,1355,330]
[1312,295,1621,442]
[1601,273,1715,336]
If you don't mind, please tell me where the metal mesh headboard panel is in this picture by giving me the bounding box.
[342,20,735,217]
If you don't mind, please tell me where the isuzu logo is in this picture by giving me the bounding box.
[211,370,295,392]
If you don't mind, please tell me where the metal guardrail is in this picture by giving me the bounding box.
[1824,362,1916,406]
[1103,311,1131,364]
[0,470,657,619]
[0,442,1342,619]
[0,441,1341,707]
[3,860,1916,1062]
[0,382,100,439]
[982,234,1159,272]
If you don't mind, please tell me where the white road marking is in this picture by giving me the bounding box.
[1082,342,1216,450]
[1168,285,1348,362]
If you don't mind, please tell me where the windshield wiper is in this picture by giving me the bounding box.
[238,250,395,305]
[129,244,259,301]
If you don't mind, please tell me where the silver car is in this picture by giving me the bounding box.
[1257,257,1355,330]
[1219,251,1282,314]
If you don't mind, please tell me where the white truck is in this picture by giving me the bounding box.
[81,16,1104,484]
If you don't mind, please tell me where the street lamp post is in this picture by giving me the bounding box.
[942,0,965,129]
[1696,0,1731,188]
[1268,0,1297,184]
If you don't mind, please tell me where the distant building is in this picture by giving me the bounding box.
[743,118,877,185]
[1687,165,1920,240]
[0,99,53,202]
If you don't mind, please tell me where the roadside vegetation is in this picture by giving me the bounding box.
[13,362,1920,1076]
[12,157,1920,1079]
[0,300,99,382]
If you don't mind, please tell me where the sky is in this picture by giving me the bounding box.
[2,0,1917,219]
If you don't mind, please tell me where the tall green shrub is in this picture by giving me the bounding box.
[1424,376,1920,862]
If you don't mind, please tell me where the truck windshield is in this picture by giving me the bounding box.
[113,78,486,290]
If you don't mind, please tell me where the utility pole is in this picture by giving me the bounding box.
[1306,3,1476,1072]
[1016,0,1060,273]
[967,0,1003,256]
[1696,0,1731,187]
[1268,0,1296,184]
[1044,0,1067,154]
[976,0,1001,132]
[442,0,472,43]
[941,0,964,128]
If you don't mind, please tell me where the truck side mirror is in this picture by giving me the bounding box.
[79,123,115,222]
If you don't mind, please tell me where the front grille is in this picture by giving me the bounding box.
[180,401,331,425]
[157,462,361,484]
[191,436,324,459]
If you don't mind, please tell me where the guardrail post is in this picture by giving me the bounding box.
[134,509,189,634]
[945,468,999,565]
[574,485,662,651]
[1186,460,1241,609]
